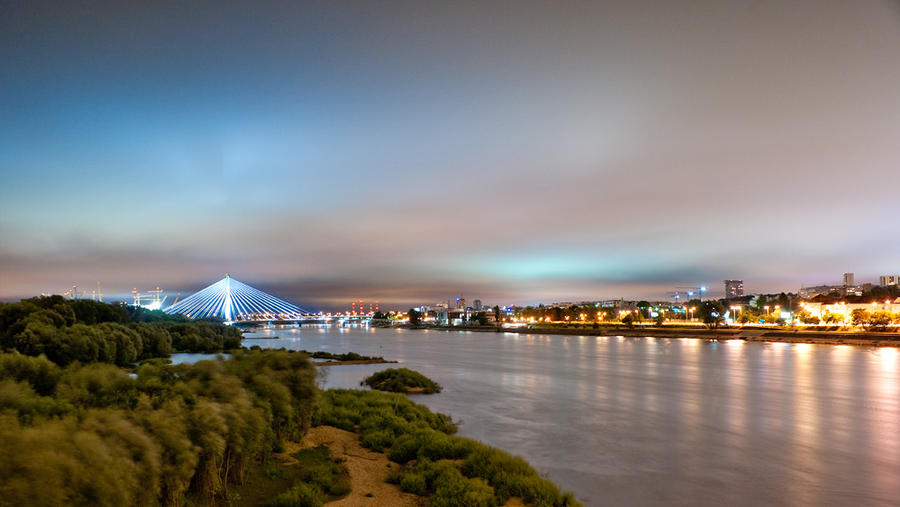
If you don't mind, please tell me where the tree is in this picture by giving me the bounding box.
[654,313,665,327]
[470,312,489,326]
[777,293,791,311]
[822,312,843,325]
[869,311,893,331]
[738,311,756,324]
[636,301,651,319]
[754,295,769,312]
[407,309,421,326]
[796,311,820,325]
[493,305,502,324]
[621,313,636,328]
[697,300,725,329]
[850,309,871,327]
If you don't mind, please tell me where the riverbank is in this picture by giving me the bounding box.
[315,358,397,365]
[313,389,581,506]
[404,324,900,347]
[304,350,398,366]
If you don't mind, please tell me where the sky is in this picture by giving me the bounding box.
[2,0,900,310]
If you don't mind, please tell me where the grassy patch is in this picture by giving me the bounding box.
[292,445,351,498]
[205,458,305,506]
[313,389,455,452]
[301,350,386,362]
[362,368,442,394]
[224,445,350,507]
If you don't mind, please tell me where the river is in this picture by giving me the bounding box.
[234,325,900,506]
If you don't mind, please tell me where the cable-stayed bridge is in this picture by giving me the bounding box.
[163,274,322,322]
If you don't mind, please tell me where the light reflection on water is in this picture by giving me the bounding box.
[233,327,900,506]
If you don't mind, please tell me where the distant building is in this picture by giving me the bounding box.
[880,275,899,286]
[724,280,744,298]
[473,299,483,311]
[843,273,855,287]
[455,297,466,309]
[799,284,864,299]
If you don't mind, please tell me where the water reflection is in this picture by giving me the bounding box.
[242,328,900,506]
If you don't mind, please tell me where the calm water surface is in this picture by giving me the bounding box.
[238,326,900,506]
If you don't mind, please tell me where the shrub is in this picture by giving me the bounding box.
[432,469,495,507]
[267,482,324,507]
[363,368,442,394]
[293,445,351,497]
[399,471,428,495]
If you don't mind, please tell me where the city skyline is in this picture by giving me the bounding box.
[3,1,900,309]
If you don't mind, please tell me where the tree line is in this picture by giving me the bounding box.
[0,296,242,365]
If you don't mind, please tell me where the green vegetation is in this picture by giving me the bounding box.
[313,389,455,452]
[0,349,317,505]
[267,482,324,507]
[407,309,421,326]
[262,445,350,507]
[363,368,442,394]
[301,350,386,362]
[0,298,580,506]
[850,309,898,330]
[314,389,580,506]
[290,445,351,498]
[697,300,726,329]
[0,296,242,366]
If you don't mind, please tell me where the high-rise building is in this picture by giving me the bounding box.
[881,275,900,286]
[456,297,466,309]
[724,280,744,297]
[843,273,855,287]
[473,299,483,311]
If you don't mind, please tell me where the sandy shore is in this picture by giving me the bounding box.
[289,426,529,507]
[286,426,425,507]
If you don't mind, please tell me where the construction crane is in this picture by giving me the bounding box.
[671,286,708,303]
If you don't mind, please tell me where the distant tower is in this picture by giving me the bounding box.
[724,280,744,298]
[880,275,899,286]
[843,273,855,287]
[474,299,483,311]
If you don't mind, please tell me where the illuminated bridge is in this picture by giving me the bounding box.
[163,274,316,322]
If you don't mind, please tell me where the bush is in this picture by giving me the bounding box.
[267,482,324,507]
[433,469,495,507]
[363,368,442,394]
[292,445,351,497]
[399,471,428,495]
